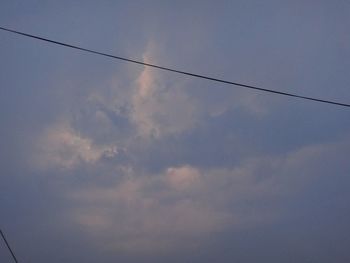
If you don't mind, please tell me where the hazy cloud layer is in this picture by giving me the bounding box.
[1,1,350,263]
[62,137,350,253]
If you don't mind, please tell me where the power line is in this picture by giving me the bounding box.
[0,25,349,109]
[0,229,19,263]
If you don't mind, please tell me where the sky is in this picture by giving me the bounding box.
[1,1,350,262]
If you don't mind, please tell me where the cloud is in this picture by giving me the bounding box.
[31,47,201,170]
[166,165,201,190]
[71,166,234,252]
[70,162,276,252]
[66,135,350,253]
[24,35,350,259]
[33,121,119,170]
[130,46,200,138]
[129,43,268,139]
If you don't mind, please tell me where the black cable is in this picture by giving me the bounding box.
[0,25,349,108]
[0,229,19,263]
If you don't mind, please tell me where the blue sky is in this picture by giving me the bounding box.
[1,1,350,262]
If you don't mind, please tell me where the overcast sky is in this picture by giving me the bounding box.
[1,1,350,262]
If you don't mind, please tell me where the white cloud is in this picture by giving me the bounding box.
[166,165,201,190]
[71,167,234,252]
[68,136,350,252]
[130,47,199,138]
[129,44,268,138]
[33,121,119,170]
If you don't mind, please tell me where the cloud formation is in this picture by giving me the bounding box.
[2,2,350,262]
[34,121,119,169]
[130,47,200,138]
[66,136,350,252]
[28,38,350,256]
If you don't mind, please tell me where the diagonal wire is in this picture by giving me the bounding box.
[0,229,19,263]
[0,25,349,108]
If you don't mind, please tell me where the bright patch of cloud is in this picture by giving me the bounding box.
[67,136,350,252]
[166,165,201,190]
[34,121,118,169]
[71,166,234,252]
[130,47,199,138]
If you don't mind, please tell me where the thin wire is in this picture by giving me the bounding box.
[0,25,349,108]
[0,229,19,263]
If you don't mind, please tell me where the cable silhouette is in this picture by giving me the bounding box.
[0,229,19,263]
[0,25,349,108]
